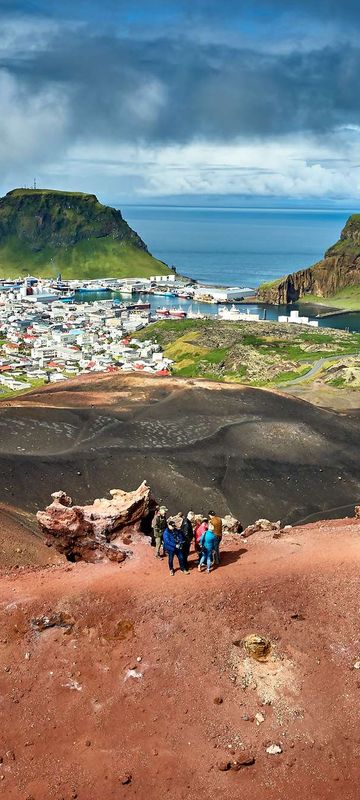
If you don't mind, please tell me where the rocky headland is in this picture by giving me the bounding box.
[0,188,169,279]
[258,214,360,307]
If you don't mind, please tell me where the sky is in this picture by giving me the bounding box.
[1,0,360,205]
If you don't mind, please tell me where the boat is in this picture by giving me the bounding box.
[194,294,218,304]
[168,307,187,318]
[152,291,175,297]
[127,300,151,311]
[187,305,206,320]
[156,307,170,316]
[50,281,73,293]
[218,305,260,322]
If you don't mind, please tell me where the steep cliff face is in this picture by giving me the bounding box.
[0,188,170,279]
[0,189,146,251]
[258,215,360,304]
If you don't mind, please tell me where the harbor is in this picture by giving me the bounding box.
[1,273,360,396]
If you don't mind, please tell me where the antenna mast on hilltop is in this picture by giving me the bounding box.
[33,178,37,190]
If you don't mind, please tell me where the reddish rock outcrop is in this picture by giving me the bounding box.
[243,518,281,537]
[257,214,360,304]
[36,481,155,563]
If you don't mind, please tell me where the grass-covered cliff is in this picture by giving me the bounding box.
[0,189,170,279]
[258,215,360,309]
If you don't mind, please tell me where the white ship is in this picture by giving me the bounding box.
[218,305,260,322]
[187,305,206,319]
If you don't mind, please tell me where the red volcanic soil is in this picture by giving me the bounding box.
[0,506,61,572]
[1,517,360,799]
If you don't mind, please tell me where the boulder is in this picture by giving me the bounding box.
[37,481,156,563]
[243,519,281,537]
[192,513,242,532]
[243,634,272,662]
[231,751,255,769]
[222,514,243,534]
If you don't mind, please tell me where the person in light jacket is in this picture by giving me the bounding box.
[198,523,218,573]
[208,510,223,565]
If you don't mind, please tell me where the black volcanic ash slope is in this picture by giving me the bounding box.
[0,386,359,526]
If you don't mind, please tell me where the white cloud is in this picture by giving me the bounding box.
[0,11,360,203]
[34,132,360,201]
[0,70,70,178]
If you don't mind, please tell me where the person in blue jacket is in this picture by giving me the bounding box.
[198,523,218,573]
[163,520,190,576]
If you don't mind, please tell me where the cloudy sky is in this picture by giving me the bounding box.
[1,0,360,204]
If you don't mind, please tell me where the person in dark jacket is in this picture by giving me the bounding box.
[181,511,195,569]
[151,505,167,557]
[163,521,189,576]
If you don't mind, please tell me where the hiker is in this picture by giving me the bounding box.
[181,511,195,569]
[208,510,223,565]
[198,522,218,573]
[163,520,190,576]
[194,517,208,555]
[152,505,168,558]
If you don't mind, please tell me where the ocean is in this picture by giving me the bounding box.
[121,205,352,287]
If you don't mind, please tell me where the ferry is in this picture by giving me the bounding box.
[218,305,260,322]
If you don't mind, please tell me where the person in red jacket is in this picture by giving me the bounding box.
[194,517,208,557]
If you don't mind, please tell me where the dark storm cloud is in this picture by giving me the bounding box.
[3,23,360,146]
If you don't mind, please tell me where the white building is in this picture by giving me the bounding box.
[278,309,319,328]
[194,286,255,302]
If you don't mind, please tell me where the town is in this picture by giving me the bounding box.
[0,280,174,396]
[0,274,322,396]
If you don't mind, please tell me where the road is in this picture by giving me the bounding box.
[281,352,360,385]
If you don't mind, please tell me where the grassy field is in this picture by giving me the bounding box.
[0,236,169,280]
[137,319,360,386]
[300,286,360,311]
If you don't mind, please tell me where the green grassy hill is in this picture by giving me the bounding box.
[0,189,170,279]
[137,318,360,386]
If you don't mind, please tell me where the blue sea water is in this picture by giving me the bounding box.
[112,204,360,332]
[121,205,352,287]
